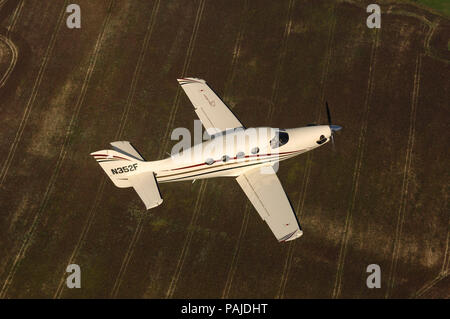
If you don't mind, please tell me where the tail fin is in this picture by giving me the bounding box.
[90,149,141,188]
[90,141,163,209]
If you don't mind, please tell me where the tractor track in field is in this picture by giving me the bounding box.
[0,34,17,88]
[442,216,450,276]
[411,184,449,298]
[222,0,248,104]
[220,0,298,298]
[413,272,448,298]
[0,0,70,298]
[385,37,424,298]
[277,2,337,299]
[0,0,68,188]
[331,28,379,299]
[0,0,112,298]
[266,0,295,122]
[106,0,206,298]
[207,0,250,299]
[165,180,207,298]
[5,0,23,38]
[159,0,206,159]
[107,1,161,298]
[54,1,161,299]
[221,204,250,298]
[0,0,22,88]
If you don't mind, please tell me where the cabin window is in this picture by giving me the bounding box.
[236,152,245,159]
[270,131,289,149]
[251,147,260,154]
[205,158,215,165]
[222,155,230,162]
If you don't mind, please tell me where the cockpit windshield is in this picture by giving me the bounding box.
[270,130,289,149]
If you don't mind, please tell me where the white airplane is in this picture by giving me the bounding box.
[91,78,341,242]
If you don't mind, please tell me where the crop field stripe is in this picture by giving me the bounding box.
[160,0,293,286]
[159,0,206,160]
[277,3,338,299]
[0,0,68,188]
[0,0,23,87]
[110,0,206,298]
[412,273,448,298]
[221,204,250,298]
[410,22,449,299]
[0,0,114,298]
[213,0,251,299]
[222,0,248,103]
[414,214,449,299]
[106,0,161,298]
[5,0,24,37]
[385,48,423,299]
[53,0,162,299]
[222,0,300,299]
[276,240,294,298]
[53,180,105,298]
[115,0,161,140]
[266,0,295,122]
[426,19,450,283]
[110,217,146,297]
[0,0,70,298]
[442,216,450,275]
[276,152,314,298]
[0,34,17,88]
[331,29,380,300]
[217,0,297,298]
[165,180,207,298]
[422,21,448,64]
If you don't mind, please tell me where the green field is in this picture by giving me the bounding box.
[413,0,450,17]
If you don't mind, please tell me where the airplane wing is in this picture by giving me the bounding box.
[236,166,303,242]
[177,78,244,136]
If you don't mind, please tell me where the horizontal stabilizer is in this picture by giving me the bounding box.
[110,141,145,161]
[128,171,163,210]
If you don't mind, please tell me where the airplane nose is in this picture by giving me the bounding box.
[330,125,342,132]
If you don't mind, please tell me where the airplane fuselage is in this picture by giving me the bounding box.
[141,125,333,183]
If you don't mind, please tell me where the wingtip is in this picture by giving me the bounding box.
[90,149,111,157]
[283,229,303,242]
[177,77,206,84]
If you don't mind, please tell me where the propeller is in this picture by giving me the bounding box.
[325,101,342,150]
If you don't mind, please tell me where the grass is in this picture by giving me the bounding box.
[411,0,450,17]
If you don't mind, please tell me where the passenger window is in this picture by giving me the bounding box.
[251,147,260,154]
[222,155,230,162]
[236,152,245,159]
[205,158,215,165]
